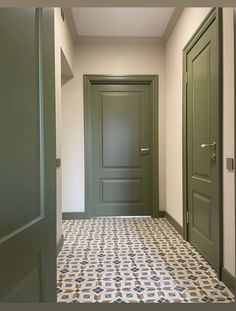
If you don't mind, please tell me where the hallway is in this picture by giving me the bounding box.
[57,218,234,303]
[0,6,235,303]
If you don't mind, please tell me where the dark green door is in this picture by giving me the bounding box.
[90,82,152,216]
[0,9,56,302]
[186,14,221,272]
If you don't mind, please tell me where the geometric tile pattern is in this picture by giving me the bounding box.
[57,217,235,303]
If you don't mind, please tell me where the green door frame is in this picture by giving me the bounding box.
[182,8,223,276]
[84,75,159,218]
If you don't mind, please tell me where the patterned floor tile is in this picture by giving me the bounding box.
[57,218,235,303]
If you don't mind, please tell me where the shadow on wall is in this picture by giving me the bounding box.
[61,48,74,86]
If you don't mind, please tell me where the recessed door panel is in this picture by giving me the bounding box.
[0,8,42,239]
[101,93,140,168]
[101,179,142,203]
[192,191,212,241]
[192,45,211,181]
[0,256,42,302]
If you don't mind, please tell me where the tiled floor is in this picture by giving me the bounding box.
[57,217,235,303]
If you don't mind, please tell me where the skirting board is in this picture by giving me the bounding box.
[57,234,64,255]
[165,212,183,236]
[158,211,183,236]
[62,212,86,220]
[158,211,166,218]
[221,267,235,295]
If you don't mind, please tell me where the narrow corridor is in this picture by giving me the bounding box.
[57,218,234,303]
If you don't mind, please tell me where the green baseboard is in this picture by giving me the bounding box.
[157,211,183,236]
[62,212,86,220]
[158,211,166,218]
[165,212,183,236]
[221,267,235,294]
[57,234,64,255]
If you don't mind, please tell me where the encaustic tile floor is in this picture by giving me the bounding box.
[57,217,235,303]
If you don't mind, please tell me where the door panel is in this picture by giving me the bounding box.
[192,191,212,240]
[0,8,41,239]
[2,256,42,302]
[192,46,211,180]
[102,93,140,168]
[0,8,56,302]
[91,84,151,216]
[101,179,142,203]
[186,15,221,272]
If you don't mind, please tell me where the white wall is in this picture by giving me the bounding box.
[61,37,166,213]
[165,8,211,226]
[222,8,235,277]
[54,8,74,243]
[165,8,235,276]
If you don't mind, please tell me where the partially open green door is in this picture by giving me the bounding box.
[184,9,222,274]
[0,8,56,302]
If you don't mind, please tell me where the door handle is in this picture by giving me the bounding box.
[200,142,216,149]
[141,148,150,154]
[201,142,216,161]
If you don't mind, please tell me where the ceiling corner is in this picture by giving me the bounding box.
[163,7,184,42]
[63,8,78,42]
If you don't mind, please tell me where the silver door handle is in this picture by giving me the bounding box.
[141,148,150,152]
[201,142,216,149]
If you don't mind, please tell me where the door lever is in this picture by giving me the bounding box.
[200,142,216,149]
[141,148,150,154]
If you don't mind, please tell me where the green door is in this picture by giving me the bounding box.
[0,9,56,302]
[185,13,221,273]
[89,82,152,216]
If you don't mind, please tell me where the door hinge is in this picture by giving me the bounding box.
[185,72,188,85]
[186,211,189,224]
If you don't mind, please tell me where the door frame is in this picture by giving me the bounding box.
[84,75,159,218]
[182,8,223,276]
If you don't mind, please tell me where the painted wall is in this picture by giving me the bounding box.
[165,8,235,276]
[61,37,166,213]
[54,8,74,243]
[165,7,211,226]
[222,8,235,277]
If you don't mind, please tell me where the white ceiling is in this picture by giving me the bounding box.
[71,8,175,37]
